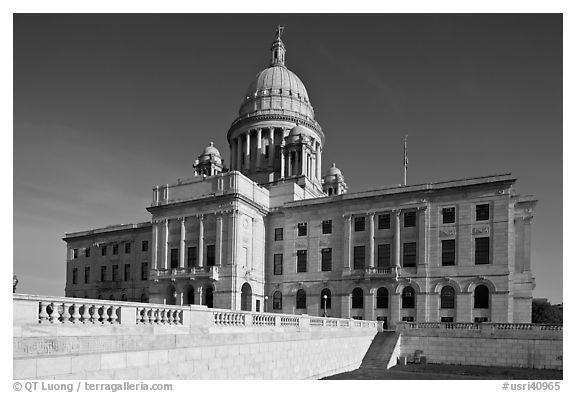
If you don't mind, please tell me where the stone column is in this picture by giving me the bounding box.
[179,217,186,268]
[245,131,251,171]
[365,289,376,321]
[227,211,237,266]
[280,144,285,178]
[198,215,204,268]
[196,287,203,306]
[316,145,322,179]
[287,150,292,177]
[343,215,352,269]
[300,148,306,176]
[523,216,533,272]
[418,206,428,271]
[236,136,242,171]
[256,128,262,169]
[390,293,401,328]
[216,214,223,266]
[393,209,402,269]
[152,220,159,269]
[163,219,169,270]
[268,127,275,167]
[341,294,351,319]
[368,212,375,268]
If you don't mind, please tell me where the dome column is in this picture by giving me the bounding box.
[256,128,262,169]
[268,127,275,168]
[280,141,285,178]
[316,145,322,180]
[245,131,251,171]
[230,139,236,171]
[236,136,242,170]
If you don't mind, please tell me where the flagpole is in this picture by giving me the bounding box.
[403,135,408,186]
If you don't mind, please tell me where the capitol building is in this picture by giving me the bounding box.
[64,29,537,328]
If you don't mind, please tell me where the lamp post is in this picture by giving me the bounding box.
[264,296,268,313]
[323,294,328,317]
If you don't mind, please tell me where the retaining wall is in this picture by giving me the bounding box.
[397,322,563,370]
[13,294,379,379]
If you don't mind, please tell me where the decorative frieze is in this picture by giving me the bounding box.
[472,226,490,235]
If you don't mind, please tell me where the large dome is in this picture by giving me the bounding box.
[238,65,315,120]
[229,29,322,139]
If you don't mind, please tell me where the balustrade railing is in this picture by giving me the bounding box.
[15,294,382,332]
[38,300,119,324]
[398,322,562,331]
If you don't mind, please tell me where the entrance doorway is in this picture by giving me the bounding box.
[241,283,252,311]
[205,286,214,308]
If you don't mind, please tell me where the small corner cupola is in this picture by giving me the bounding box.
[270,25,286,67]
[322,163,347,196]
[193,141,224,177]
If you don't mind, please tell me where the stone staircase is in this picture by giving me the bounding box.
[359,331,401,369]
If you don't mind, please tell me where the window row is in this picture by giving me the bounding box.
[168,245,216,268]
[71,262,149,284]
[272,237,490,273]
[272,204,492,242]
[270,285,491,310]
[72,241,149,259]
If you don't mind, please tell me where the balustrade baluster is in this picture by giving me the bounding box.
[109,305,118,324]
[81,304,91,324]
[71,303,81,323]
[101,305,110,324]
[39,302,49,323]
[48,303,59,323]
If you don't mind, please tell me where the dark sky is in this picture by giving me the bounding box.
[13,14,562,303]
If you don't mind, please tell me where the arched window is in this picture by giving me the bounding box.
[402,287,415,309]
[474,285,490,309]
[272,291,282,310]
[351,287,364,309]
[241,283,252,311]
[320,288,331,311]
[109,295,115,301]
[376,287,389,309]
[121,294,127,302]
[186,286,195,305]
[440,286,455,309]
[296,289,306,309]
[140,293,148,303]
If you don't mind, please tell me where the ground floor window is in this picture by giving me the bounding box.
[402,316,415,322]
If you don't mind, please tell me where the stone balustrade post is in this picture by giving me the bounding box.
[244,313,253,327]
[274,315,282,326]
[299,314,311,331]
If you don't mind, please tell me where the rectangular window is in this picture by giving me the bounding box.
[84,267,90,284]
[474,317,489,323]
[170,248,179,269]
[100,266,107,281]
[142,240,149,252]
[403,242,417,267]
[404,211,416,227]
[274,228,283,241]
[124,264,131,281]
[476,204,490,221]
[322,220,332,234]
[112,264,119,281]
[442,207,456,224]
[475,237,490,264]
[354,216,365,232]
[264,145,269,159]
[73,249,78,259]
[85,247,91,258]
[72,268,78,284]
[441,239,456,266]
[441,317,454,323]
[297,250,307,272]
[353,246,366,269]
[297,223,307,237]
[273,254,283,275]
[402,316,415,322]
[101,245,107,256]
[378,213,391,229]
[124,243,131,254]
[206,245,215,266]
[187,247,197,268]
[141,262,148,281]
[112,244,119,255]
[321,248,332,271]
[377,244,391,268]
